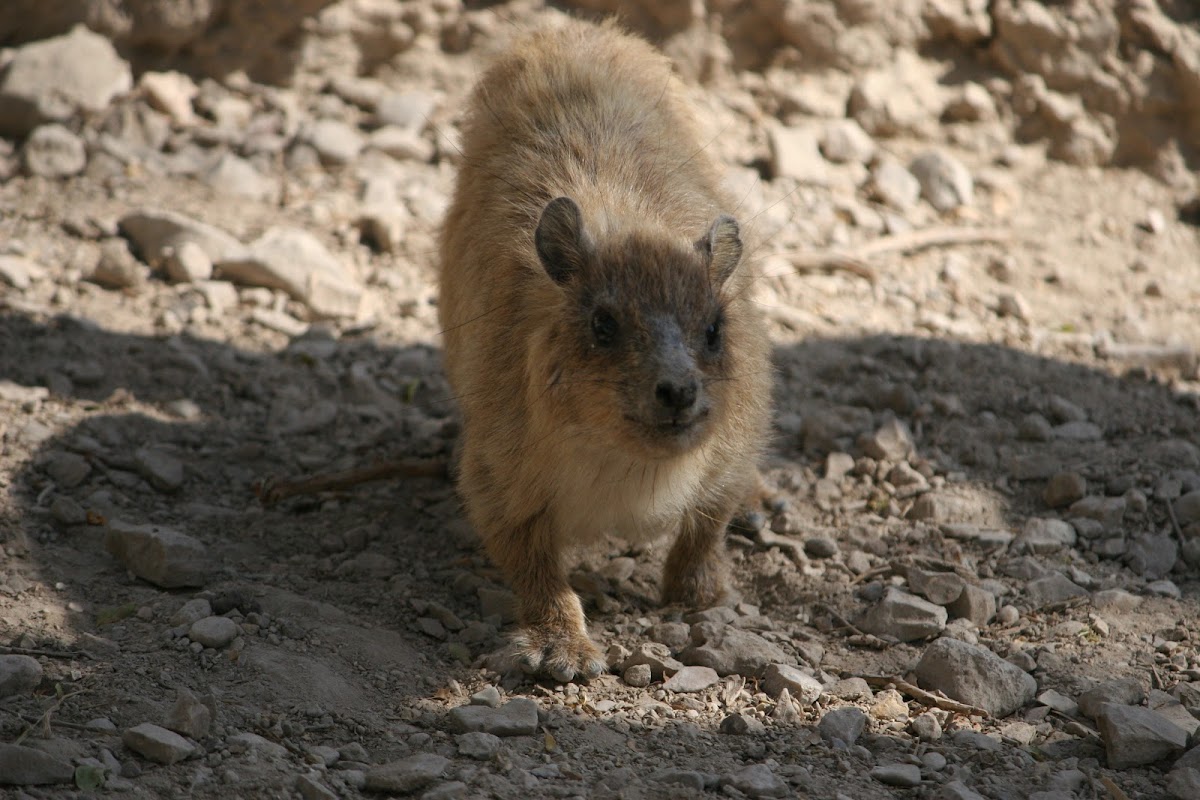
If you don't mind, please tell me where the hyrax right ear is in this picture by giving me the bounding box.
[698,214,743,287]
[535,197,592,285]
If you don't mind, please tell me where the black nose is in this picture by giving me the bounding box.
[655,378,697,412]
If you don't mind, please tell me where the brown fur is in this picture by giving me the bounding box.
[438,18,772,681]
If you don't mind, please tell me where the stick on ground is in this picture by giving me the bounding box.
[861,675,990,718]
[787,226,1011,284]
[256,458,448,507]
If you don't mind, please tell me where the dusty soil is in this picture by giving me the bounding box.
[1,1,1199,799]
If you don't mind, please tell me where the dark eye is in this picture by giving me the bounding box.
[705,316,722,352]
[591,309,618,347]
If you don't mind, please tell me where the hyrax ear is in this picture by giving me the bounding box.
[697,214,743,287]
[535,196,592,285]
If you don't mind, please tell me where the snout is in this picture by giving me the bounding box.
[646,369,709,436]
[655,377,698,414]
[623,317,713,449]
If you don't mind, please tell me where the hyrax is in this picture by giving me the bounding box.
[438,19,772,681]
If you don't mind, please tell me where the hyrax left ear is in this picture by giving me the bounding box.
[535,196,593,285]
[697,214,743,287]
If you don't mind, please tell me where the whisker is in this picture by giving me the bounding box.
[434,302,507,337]
[666,119,734,181]
[731,173,761,215]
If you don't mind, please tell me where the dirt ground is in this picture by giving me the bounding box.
[1,1,1200,799]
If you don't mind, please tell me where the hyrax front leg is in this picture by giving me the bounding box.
[662,503,733,609]
[486,516,606,683]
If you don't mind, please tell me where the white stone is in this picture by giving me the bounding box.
[767,124,829,184]
[188,616,238,649]
[0,255,44,290]
[0,25,132,136]
[122,723,194,764]
[139,71,198,125]
[23,124,86,177]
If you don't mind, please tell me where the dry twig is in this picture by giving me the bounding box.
[13,689,87,745]
[753,528,806,565]
[255,458,447,507]
[788,226,1011,284]
[0,644,92,660]
[848,565,892,586]
[1096,340,1198,371]
[1102,776,1132,800]
[813,603,891,650]
[1165,497,1185,545]
[861,675,989,718]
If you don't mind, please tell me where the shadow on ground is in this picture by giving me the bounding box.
[1,307,1196,797]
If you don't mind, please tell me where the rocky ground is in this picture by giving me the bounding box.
[1,1,1200,798]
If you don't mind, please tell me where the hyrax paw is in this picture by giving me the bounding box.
[662,563,728,609]
[512,627,606,683]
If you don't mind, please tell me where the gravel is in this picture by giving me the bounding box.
[1,4,1199,799]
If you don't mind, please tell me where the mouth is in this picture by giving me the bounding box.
[626,408,711,441]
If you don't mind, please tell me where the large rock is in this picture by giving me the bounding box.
[0,255,44,291]
[1014,517,1077,554]
[720,764,788,799]
[909,150,974,212]
[218,227,363,318]
[0,655,42,698]
[762,663,822,703]
[819,119,875,164]
[205,153,275,202]
[123,723,194,764]
[858,588,947,642]
[189,616,239,649]
[365,754,449,794]
[138,71,197,125]
[848,50,946,137]
[859,417,916,461]
[104,519,209,588]
[133,446,185,492]
[1096,704,1187,769]
[0,25,132,136]
[1022,573,1087,608]
[662,666,719,693]
[22,124,86,178]
[1169,767,1200,800]
[1176,490,1200,526]
[679,622,790,678]
[0,2,338,84]
[119,209,247,273]
[620,642,684,680]
[446,699,538,737]
[0,743,74,785]
[165,689,212,739]
[868,159,921,210]
[303,119,365,166]
[817,707,867,745]
[915,638,1036,717]
[1078,679,1146,720]
[766,124,828,184]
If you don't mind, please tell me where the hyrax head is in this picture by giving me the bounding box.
[534,196,749,459]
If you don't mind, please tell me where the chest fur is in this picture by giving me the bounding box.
[549,448,709,545]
